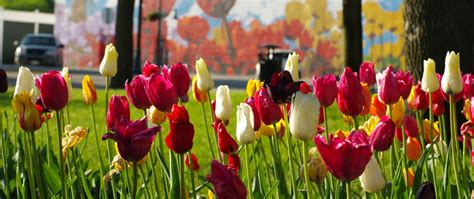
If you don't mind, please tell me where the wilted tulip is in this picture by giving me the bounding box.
[377,65,401,105]
[36,70,69,111]
[463,74,474,99]
[255,87,282,125]
[0,69,7,93]
[314,132,372,181]
[147,105,167,125]
[99,43,118,77]
[369,116,395,151]
[215,121,238,154]
[337,67,365,116]
[284,52,299,80]
[163,62,191,99]
[312,74,337,107]
[289,92,320,141]
[12,91,42,132]
[207,160,247,199]
[61,67,73,102]
[215,85,232,121]
[185,153,200,171]
[397,70,413,100]
[441,51,463,95]
[145,73,178,113]
[166,104,195,154]
[359,156,386,193]
[267,70,302,104]
[192,76,208,103]
[299,156,327,184]
[14,66,37,100]
[62,125,88,159]
[102,117,159,162]
[359,62,376,86]
[195,58,214,91]
[421,59,439,93]
[126,75,152,110]
[107,95,130,130]
[82,75,97,105]
[370,94,387,118]
[236,103,256,144]
[245,97,261,131]
[406,137,421,161]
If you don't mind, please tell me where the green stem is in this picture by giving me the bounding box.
[201,103,216,159]
[206,90,222,163]
[72,149,92,199]
[90,104,106,195]
[449,95,461,196]
[323,107,330,141]
[346,181,351,199]
[282,105,296,195]
[388,105,395,179]
[44,114,51,165]
[24,133,37,199]
[56,111,66,199]
[138,166,151,199]
[180,154,186,198]
[149,149,160,197]
[245,145,252,199]
[66,104,71,125]
[188,152,196,198]
[352,116,359,130]
[302,141,311,199]
[429,93,438,197]
[104,77,117,199]
[131,163,138,199]
[267,136,280,199]
[31,133,46,199]
[401,125,409,198]
[1,114,10,199]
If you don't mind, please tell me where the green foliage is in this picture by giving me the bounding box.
[0,0,54,13]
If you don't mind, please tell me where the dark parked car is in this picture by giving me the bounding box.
[14,33,64,67]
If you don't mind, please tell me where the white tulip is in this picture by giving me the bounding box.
[196,58,214,91]
[14,66,37,102]
[215,85,232,121]
[359,156,386,193]
[284,52,299,80]
[236,103,256,144]
[441,51,463,95]
[421,58,439,93]
[61,67,74,102]
[289,92,320,141]
[99,43,118,77]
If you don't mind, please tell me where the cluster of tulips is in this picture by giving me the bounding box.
[0,44,473,199]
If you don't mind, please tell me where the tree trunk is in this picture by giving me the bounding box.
[111,0,134,88]
[404,0,474,81]
[343,0,362,72]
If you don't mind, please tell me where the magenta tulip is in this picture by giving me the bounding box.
[463,73,474,99]
[255,87,282,125]
[125,75,152,110]
[207,160,247,199]
[337,67,365,116]
[245,97,261,131]
[35,70,68,111]
[404,116,419,137]
[377,65,401,105]
[312,74,337,107]
[396,70,413,100]
[163,62,191,99]
[145,73,178,113]
[107,95,130,130]
[359,62,376,86]
[369,116,395,151]
[142,60,160,77]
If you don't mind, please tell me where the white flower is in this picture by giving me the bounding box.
[99,43,118,77]
[215,85,232,121]
[14,66,37,102]
[359,156,386,193]
[61,67,74,102]
[196,58,214,91]
[441,51,463,95]
[284,52,299,80]
[236,103,256,144]
[289,92,320,141]
[421,58,439,93]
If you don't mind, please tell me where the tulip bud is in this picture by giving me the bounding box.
[396,70,413,100]
[410,82,429,110]
[0,69,7,93]
[167,105,195,154]
[377,65,401,105]
[236,103,256,144]
[14,66,37,101]
[11,91,42,132]
[421,59,439,93]
[422,119,440,143]
[406,137,421,161]
[192,76,208,103]
[106,95,130,130]
[36,70,69,111]
[227,153,240,173]
[360,82,371,116]
[284,52,299,80]
[145,73,178,113]
[245,97,261,131]
[99,43,118,77]
[147,105,166,125]
[61,67,74,102]
[463,74,474,100]
[215,85,232,121]
[403,168,414,188]
[255,87,282,125]
[142,60,160,77]
[299,157,327,184]
[337,67,365,116]
[163,62,191,98]
[290,92,320,141]
[195,58,214,91]
[185,153,200,171]
[215,121,238,154]
[359,156,385,193]
[82,75,97,105]
[126,75,152,110]
[359,62,376,86]
[369,94,387,118]
[312,74,337,107]
[441,51,463,95]
[369,116,395,151]
[246,79,263,97]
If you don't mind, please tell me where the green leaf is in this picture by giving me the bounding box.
[263,179,279,199]
[168,152,180,199]
[413,143,434,192]
[42,162,61,195]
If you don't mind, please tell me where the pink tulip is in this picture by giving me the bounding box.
[312,74,337,107]
[145,73,178,113]
[125,75,152,110]
[359,62,376,86]
[35,70,69,111]
[396,70,413,100]
[337,67,365,116]
[377,65,401,105]
[255,87,282,125]
[369,116,395,151]
[163,62,191,99]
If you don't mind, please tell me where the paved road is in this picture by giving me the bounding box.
[1,64,250,89]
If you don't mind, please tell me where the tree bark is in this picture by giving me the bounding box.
[111,0,134,88]
[343,0,362,72]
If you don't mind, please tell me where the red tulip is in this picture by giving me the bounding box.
[185,153,200,171]
[471,99,474,122]
[463,74,474,99]
[432,101,445,116]
[35,70,68,111]
[0,69,7,93]
[411,82,429,110]
[299,82,311,94]
[214,121,238,154]
[166,104,195,154]
[125,75,152,110]
[314,131,372,181]
[396,70,413,100]
[145,73,178,113]
[106,95,130,130]
[267,71,302,104]
[359,62,376,86]
[163,62,191,99]
[255,87,282,125]
[312,74,337,107]
[369,116,395,151]
[377,65,401,105]
[227,153,240,173]
[142,60,160,77]
[337,67,365,116]
[471,149,474,167]
[395,127,403,142]
[245,97,261,131]
[207,160,247,199]
[404,116,419,137]
[102,117,159,162]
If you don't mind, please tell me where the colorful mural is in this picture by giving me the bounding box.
[55,0,404,76]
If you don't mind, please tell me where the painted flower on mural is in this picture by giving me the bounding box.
[178,16,210,45]
[285,20,305,40]
[197,0,236,18]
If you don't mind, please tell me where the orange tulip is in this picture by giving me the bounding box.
[370,94,387,118]
[406,137,421,161]
[360,82,371,116]
[403,168,414,187]
[422,119,440,143]
[192,76,208,103]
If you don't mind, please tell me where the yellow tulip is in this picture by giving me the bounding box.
[192,76,208,103]
[147,105,167,125]
[256,119,285,138]
[421,58,439,93]
[422,119,440,143]
[361,116,380,136]
[387,97,404,127]
[246,79,263,97]
[82,75,97,105]
[195,58,214,91]
[99,43,118,77]
[12,91,42,132]
[284,52,300,80]
[62,125,88,159]
[61,67,74,102]
[463,99,471,121]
